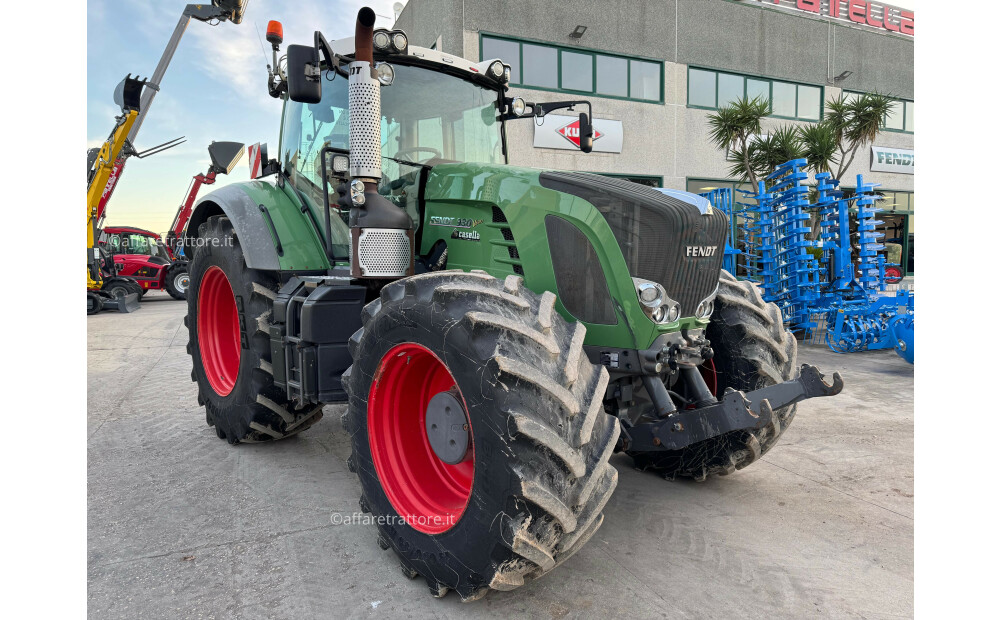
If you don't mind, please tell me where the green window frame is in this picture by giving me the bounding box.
[845,91,914,134]
[686,67,825,122]
[480,32,664,104]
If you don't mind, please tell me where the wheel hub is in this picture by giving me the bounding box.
[424,391,470,465]
[175,271,190,293]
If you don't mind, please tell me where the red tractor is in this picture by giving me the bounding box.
[100,226,189,299]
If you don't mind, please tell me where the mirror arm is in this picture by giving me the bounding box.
[315,31,349,78]
[501,99,592,122]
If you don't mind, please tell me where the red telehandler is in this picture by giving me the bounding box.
[99,226,189,299]
[165,141,244,260]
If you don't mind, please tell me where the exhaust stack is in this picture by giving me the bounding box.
[348,7,413,278]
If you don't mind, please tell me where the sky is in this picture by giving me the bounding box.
[88,0,407,233]
[88,0,917,232]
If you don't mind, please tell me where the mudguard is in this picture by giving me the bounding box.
[185,182,331,272]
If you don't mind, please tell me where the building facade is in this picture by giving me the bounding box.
[395,0,915,274]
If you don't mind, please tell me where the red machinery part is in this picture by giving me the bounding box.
[366,342,474,535]
[197,266,241,396]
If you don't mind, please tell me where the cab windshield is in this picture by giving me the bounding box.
[279,62,505,258]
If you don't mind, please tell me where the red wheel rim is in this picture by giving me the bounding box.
[197,266,240,396]
[885,267,903,283]
[368,343,474,535]
[699,358,718,399]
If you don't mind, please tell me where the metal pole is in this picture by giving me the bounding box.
[126,13,193,143]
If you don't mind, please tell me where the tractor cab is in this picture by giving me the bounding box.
[274,30,596,261]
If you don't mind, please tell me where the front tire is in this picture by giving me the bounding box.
[165,262,189,300]
[629,270,798,480]
[343,271,619,601]
[186,215,322,444]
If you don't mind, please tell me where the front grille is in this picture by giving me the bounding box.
[539,172,729,318]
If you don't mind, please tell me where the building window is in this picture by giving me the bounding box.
[480,33,663,103]
[596,173,662,188]
[687,67,824,122]
[845,92,914,133]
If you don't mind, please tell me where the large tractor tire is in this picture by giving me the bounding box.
[165,262,189,300]
[186,215,323,444]
[343,270,619,601]
[629,270,797,480]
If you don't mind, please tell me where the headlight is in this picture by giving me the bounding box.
[666,303,680,323]
[391,32,407,51]
[375,62,395,86]
[511,97,526,116]
[350,179,366,205]
[696,300,714,319]
[633,277,681,324]
[373,30,391,50]
[633,278,664,309]
[489,60,504,78]
[331,154,349,174]
[694,285,719,320]
[502,64,511,83]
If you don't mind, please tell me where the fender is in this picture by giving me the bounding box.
[185,181,331,272]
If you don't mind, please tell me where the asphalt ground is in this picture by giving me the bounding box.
[88,290,913,619]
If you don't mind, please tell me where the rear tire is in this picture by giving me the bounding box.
[629,270,797,480]
[186,215,322,444]
[165,262,189,300]
[343,270,619,601]
[87,292,103,315]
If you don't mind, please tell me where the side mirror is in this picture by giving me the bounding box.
[286,44,322,104]
[578,113,594,154]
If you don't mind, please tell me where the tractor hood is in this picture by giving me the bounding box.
[420,162,730,349]
[538,171,730,323]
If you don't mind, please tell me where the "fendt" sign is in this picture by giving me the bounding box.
[870,146,914,174]
[742,1,914,37]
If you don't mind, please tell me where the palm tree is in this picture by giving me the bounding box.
[748,125,804,181]
[824,91,895,182]
[797,122,838,175]
[706,96,770,187]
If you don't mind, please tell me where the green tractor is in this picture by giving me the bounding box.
[183,8,843,601]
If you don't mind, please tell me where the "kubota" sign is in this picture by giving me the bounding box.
[741,0,914,37]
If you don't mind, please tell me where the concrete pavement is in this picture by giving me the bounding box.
[88,291,913,619]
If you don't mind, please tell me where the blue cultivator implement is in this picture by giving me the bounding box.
[736,160,914,363]
[697,188,741,276]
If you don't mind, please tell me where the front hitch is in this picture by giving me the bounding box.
[623,364,843,452]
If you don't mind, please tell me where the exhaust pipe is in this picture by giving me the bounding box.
[348,7,413,279]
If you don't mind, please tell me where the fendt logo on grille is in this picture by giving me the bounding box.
[686,246,718,257]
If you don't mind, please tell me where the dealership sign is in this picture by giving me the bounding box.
[533,114,623,153]
[740,1,914,37]
[870,146,914,174]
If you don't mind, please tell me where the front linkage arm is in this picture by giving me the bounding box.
[623,365,844,452]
